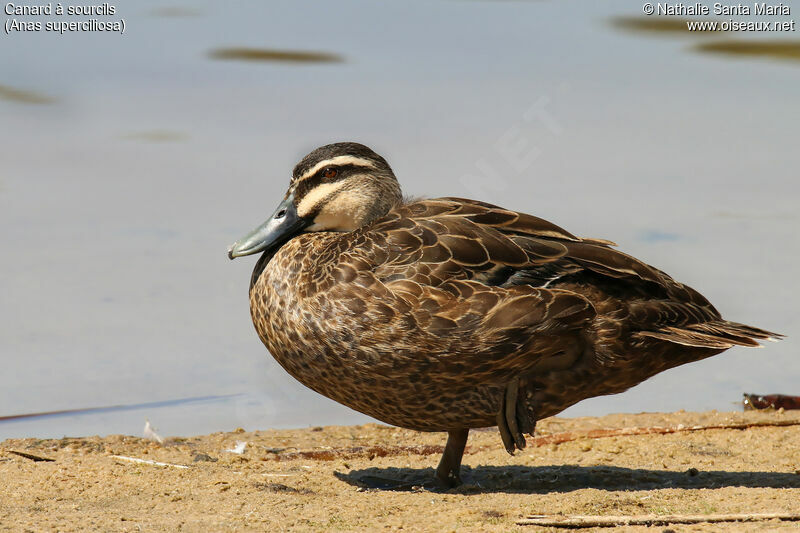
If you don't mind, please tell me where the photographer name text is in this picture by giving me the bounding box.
[652,2,789,16]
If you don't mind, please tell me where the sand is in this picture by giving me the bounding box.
[1,410,799,532]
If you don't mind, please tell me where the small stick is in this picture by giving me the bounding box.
[111,455,190,469]
[7,450,55,462]
[518,512,800,527]
[528,419,800,447]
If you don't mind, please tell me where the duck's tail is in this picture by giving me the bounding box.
[635,320,783,349]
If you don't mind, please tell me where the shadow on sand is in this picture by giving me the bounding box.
[335,464,800,493]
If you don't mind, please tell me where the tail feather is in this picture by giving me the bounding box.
[635,320,783,349]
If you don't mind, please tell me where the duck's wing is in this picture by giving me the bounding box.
[360,198,778,356]
[370,197,667,292]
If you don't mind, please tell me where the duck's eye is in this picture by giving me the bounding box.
[323,167,338,180]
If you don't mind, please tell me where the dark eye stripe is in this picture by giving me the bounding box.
[293,168,343,201]
[292,162,377,207]
[295,162,373,182]
[317,163,367,179]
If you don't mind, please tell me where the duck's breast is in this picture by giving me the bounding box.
[248,233,508,430]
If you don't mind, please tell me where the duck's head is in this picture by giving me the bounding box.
[228,142,402,259]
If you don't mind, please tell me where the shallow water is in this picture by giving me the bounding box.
[2,0,798,440]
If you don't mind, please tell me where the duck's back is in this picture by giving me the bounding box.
[249,198,778,430]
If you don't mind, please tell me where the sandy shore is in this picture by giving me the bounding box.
[1,410,799,532]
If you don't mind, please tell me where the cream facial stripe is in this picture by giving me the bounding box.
[296,180,349,218]
[295,155,377,183]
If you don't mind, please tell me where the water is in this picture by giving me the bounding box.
[2,0,797,440]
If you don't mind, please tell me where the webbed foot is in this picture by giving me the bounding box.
[497,378,537,455]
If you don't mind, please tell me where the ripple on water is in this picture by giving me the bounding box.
[0,84,55,105]
[693,40,800,63]
[609,16,729,37]
[208,48,344,64]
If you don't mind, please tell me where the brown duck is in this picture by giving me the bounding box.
[228,142,780,487]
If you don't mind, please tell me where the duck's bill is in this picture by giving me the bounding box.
[228,194,310,259]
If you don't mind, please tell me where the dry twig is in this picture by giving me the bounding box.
[6,450,55,462]
[518,512,800,527]
[111,455,189,469]
[528,419,800,447]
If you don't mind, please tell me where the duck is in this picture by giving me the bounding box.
[228,142,781,487]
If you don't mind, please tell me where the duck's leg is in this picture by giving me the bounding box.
[435,429,469,487]
[497,378,536,454]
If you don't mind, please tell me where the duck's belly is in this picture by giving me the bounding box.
[269,338,504,431]
[249,259,505,431]
[257,310,504,430]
